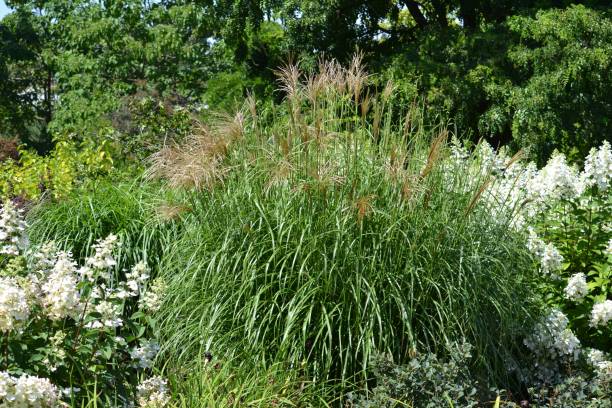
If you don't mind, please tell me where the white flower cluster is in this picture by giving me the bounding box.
[525,228,564,275]
[590,300,612,327]
[0,277,29,333]
[524,309,581,381]
[582,141,612,191]
[563,273,588,302]
[41,251,82,321]
[586,349,612,382]
[85,234,119,275]
[0,371,60,407]
[130,340,160,369]
[0,201,27,256]
[136,376,170,408]
[138,278,166,313]
[527,152,582,204]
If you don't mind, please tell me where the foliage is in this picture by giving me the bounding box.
[503,5,612,162]
[0,137,113,201]
[346,342,480,408]
[348,344,611,408]
[109,90,195,161]
[0,201,168,406]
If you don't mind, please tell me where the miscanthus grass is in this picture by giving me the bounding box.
[151,57,542,393]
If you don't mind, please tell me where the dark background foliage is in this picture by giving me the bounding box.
[1,0,610,162]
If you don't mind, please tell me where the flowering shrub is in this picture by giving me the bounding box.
[460,140,611,383]
[524,143,611,352]
[438,139,612,384]
[0,201,168,407]
[0,137,113,201]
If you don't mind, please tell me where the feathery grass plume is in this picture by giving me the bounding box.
[465,176,495,215]
[319,58,345,95]
[419,129,448,179]
[245,92,258,134]
[347,52,368,106]
[360,90,372,122]
[372,98,383,144]
[146,111,246,191]
[354,194,376,223]
[155,203,191,222]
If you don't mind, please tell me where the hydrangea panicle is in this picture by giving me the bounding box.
[590,300,612,327]
[136,376,170,408]
[0,277,30,333]
[0,200,27,256]
[563,273,588,302]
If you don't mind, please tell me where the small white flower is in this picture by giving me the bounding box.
[0,200,27,256]
[86,234,119,271]
[41,251,82,320]
[540,242,564,274]
[139,278,166,313]
[582,141,612,191]
[590,300,612,327]
[0,372,60,407]
[0,277,29,333]
[563,273,588,302]
[130,339,160,369]
[137,376,170,407]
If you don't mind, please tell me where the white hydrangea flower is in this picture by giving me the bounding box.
[130,339,160,369]
[41,251,82,320]
[590,300,612,327]
[539,242,564,275]
[587,349,607,367]
[125,261,150,296]
[0,200,27,256]
[582,141,612,191]
[563,273,588,302]
[527,152,581,203]
[94,300,123,328]
[137,376,170,408]
[86,234,119,271]
[606,238,612,256]
[0,277,30,333]
[138,278,166,313]
[0,372,59,407]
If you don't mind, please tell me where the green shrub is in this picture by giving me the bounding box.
[0,136,114,201]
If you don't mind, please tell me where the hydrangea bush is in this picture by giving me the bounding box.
[436,139,611,385]
[472,141,612,383]
[0,201,168,407]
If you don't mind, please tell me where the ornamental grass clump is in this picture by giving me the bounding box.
[0,201,169,407]
[153,57,542,391]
